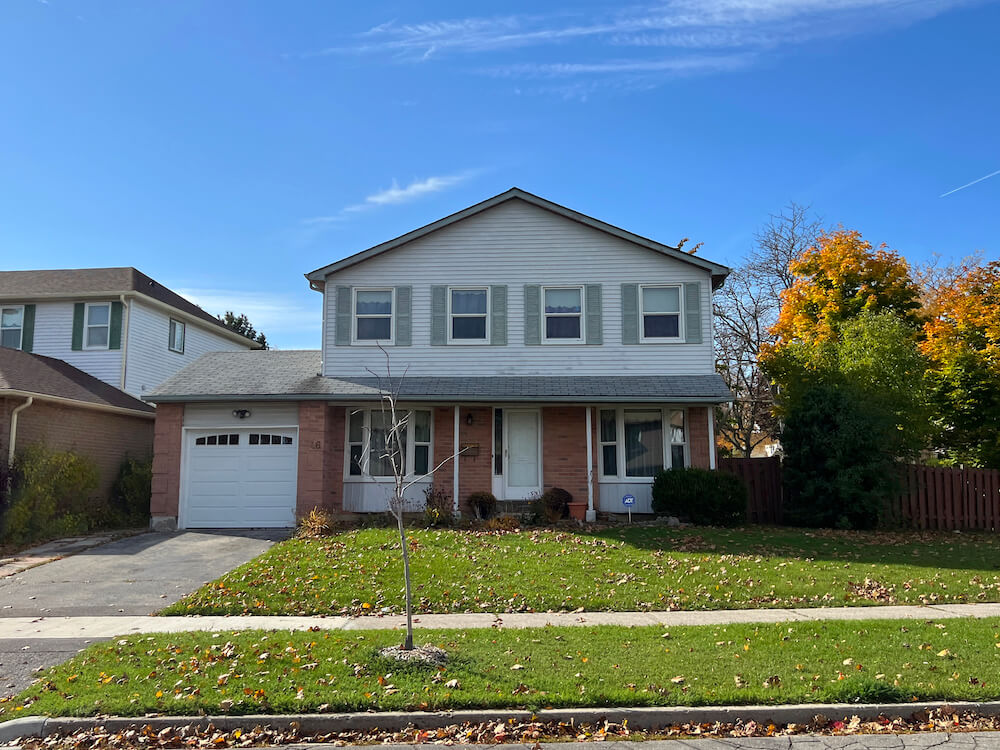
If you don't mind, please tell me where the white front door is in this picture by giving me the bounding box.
[503,409,541,500]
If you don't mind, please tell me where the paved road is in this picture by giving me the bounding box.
[0,529,285,696]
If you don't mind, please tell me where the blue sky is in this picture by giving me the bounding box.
[2,0,997,349]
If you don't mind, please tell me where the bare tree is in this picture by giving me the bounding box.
[714,203,822,456]
[359,351,466,651]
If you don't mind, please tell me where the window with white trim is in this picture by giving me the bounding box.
[543,286,583,342]
[353,289,393,342]
[449,287,488,342]
[85,303,111,349]
[1,306,23,349]
[640,285,682,341]
[598,407,688,479]
[347,408,432,478]
[168,319,185,353]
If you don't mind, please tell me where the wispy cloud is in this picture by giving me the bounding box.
[939,168,1000,198]
[301,171,478,228]
[299,0,978,93]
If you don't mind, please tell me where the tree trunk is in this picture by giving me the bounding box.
[395,503,414,650]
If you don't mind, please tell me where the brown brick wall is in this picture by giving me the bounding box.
[687,406,713,469]
[296,402,327,517]
[0,397,153,500]
[542,406,590,502]
[430,406,493,514]
[150,403,183,519]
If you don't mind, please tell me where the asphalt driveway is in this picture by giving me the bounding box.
[0,529,287,696]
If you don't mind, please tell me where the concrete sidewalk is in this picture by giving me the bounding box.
[4,602,1000,639]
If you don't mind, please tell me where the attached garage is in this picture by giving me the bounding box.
[176,403,299,529]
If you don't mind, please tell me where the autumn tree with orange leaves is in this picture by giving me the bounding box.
[920,258,1000,468]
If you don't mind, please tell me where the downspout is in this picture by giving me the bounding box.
[119,294,130,391]
[8,397,33,467]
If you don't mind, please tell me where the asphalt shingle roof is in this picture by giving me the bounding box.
[0,348,154,413]
[146,350,732,403]
[0,267,243,337]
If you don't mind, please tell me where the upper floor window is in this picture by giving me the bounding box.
[169,319,186,354]
[543,286,583,342]
[640,285,682,341]
[347,408,432,478]
[85,303,111,349]
[1,306,23,349]
[449,287,488,342]
[354,289,393,343]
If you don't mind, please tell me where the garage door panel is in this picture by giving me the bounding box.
[183,428,298,529]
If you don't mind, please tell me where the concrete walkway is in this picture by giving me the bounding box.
[4,602,1000,639]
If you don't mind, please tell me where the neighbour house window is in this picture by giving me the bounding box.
[449,287,488,342]
[347,408,432,478]
[354,289,393,342]
[84,303,111,349]
[640,285,682,341]
[1,306,23,349]
[168,319,185,353]
[598,408,688,479]
[543,286,583,342]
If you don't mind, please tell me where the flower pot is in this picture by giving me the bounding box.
[567,501,588,521]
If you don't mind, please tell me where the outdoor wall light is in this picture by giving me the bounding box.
[232,409,252,419]
[466,413,474,426]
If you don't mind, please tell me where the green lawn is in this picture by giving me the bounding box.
[162,526,1000,616]
[6,618,1000,719]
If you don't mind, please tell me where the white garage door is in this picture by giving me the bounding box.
[182,428,298,528]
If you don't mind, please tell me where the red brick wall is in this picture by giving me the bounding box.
[542,406,590,502]
[0,398,153,500]
[688,406,713,469]
[430,406,492,514]
[150,402,183,519]
[327,406,345,513]
[296,402,328,517]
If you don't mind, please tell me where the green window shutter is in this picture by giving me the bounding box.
[684,282,703,344]
[430,286,447,346]
[621,284,639,345]
[523,285,541,345]
[71,302,85,351]
[585,284,602,345]
[109,301,124,350]
[490,285,507,346]
[395,286,412,346]
[21,304,35,352]
[335,286,352,346]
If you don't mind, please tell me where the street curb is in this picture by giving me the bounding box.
[4,700,1000,743]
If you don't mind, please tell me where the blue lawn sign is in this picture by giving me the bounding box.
[623,494,635,523]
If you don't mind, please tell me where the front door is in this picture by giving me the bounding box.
[503,409,541,500]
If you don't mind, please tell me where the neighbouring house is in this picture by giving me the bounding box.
[0,267,260,399]
[0,347,155,498]
[146,188,732,530]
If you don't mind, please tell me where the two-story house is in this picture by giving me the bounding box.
[146,189,731,530]
[1,267,257,496]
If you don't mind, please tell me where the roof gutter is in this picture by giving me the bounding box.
[7,396,33,466]
[143,392,734,405]
[0,389,156,420]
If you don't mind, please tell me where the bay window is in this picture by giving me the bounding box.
[347,408,432,478]
[598,407,688,479]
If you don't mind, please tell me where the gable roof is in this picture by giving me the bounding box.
[0,267,259,347]
[145,350,732,404]
[305,187,730,288]
[0,347,154,415]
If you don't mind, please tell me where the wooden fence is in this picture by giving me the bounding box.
[716,458,1000,530]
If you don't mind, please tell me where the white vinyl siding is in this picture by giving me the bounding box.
[124,300,248,397]
[322,199,714,377]
[25,301,122,384]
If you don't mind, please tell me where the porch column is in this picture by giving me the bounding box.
[585,406,596,522]
[707,407,717,470]
[452,405,460,516]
